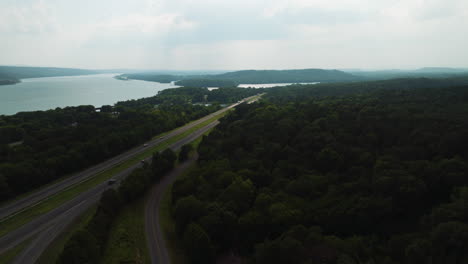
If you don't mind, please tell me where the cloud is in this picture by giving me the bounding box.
[100,13,197,34]
[0,0,59,34]
[0,0,467,69]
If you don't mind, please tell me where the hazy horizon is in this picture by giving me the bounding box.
[1,0,468,70]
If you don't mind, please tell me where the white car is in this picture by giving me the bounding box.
[108,179,117,185]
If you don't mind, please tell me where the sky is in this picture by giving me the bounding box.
[1,0,467,70]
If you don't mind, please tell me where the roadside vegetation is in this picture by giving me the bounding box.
[0,86,257,204]
[0,103,218,203]
[171,78,468,263]
[116,86,262,108]
[56,149,177,264]
[37,206,97,264]
[0,106,230,238]
[99,198,149,264]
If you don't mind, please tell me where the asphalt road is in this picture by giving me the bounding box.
[146,153,199,264]
[2,119,220,264]
[0,95,256,263]
[0,101,238,222]
[145,122,219,264]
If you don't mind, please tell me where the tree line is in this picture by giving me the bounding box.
[116,87,263,109]
[0,98,218,202]
[57,148,179,263]
[121,68,360,84]
[170,79,468,263]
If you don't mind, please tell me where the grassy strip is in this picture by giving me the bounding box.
[100,127,215,264]
[0,110,229,238]
[189,128,210,149]
[99,198,149,264]
[245,93,264,103]
[36,205,98,264]
[0,237,35,264]
[159,180,188,264]
[0,106,230,208]
[158,129,214,264]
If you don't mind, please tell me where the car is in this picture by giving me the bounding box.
[143,143,148,147]
[141,160,146,163]
[108,179,117,185]
[159,136,164,139]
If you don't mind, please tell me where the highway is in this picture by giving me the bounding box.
[0,97,254,263]
[1,119,221,264]
[0,101,238,222]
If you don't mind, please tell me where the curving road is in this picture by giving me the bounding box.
[0,96,256,264]
[144,97,261,264]
[146,123,216,264]
[3,119,221,264]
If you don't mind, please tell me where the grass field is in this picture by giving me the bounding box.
[101,127,214,264]
[0,110,229,238]
[100,198,149,264]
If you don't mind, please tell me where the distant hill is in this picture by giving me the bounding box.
[347,68,468,80]
[120,68,360,86]
[0,71,19,85]
[212,69,359,83]
[416,67,468,72]
[0,66,99,85]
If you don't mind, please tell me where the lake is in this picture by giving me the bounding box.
[0,74,179,115]
[238,82,319,88]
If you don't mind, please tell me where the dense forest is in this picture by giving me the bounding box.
[57,148,178,264]
[0,102,217,202]
[0,85,262,202]
[0,66,99,80]
[0,79,19,85]
[171,79,468,263]
[116,87,263,109]
[0,72,19,85]
[348,68,468,80]
[174,79,238,88]
[119,68,360,85]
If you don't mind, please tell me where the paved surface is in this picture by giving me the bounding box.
[0,102,237,222]
[0,95,256,264]
[146,122,219,264]
[146,153,199,264]
[3,120,219,264]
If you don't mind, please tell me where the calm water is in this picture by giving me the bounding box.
[0,74,179,115]
[238,82,319,88]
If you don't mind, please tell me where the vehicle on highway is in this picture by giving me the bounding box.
[159,136,164,139]
[107,179,117,185]
[143,143,148,147]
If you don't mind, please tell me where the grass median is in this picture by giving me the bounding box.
[0,236,35,264]
[0,109,230,238]
[100,125,214,264]
[158,130,212,264]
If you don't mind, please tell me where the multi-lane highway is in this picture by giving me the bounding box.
[0,101,238,222]
[0,97,252,264]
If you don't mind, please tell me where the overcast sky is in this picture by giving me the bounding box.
[1,0,467,70]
